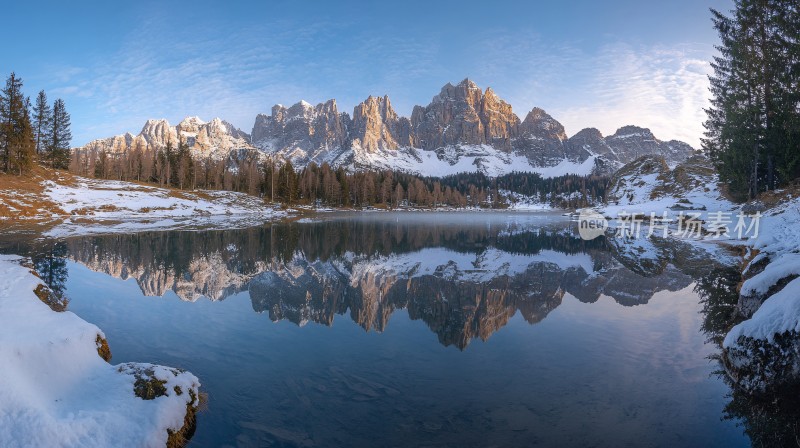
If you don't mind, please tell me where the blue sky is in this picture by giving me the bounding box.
[2,0,732,147]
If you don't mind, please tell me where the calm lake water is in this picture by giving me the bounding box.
[7,212,768,447]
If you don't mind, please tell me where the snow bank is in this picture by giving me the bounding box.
[731,196,800,328]
[740,253,800,297]
[749,197,800,256]
[725,277,800,347]
[0,255,200,447]
[720,197,800,394]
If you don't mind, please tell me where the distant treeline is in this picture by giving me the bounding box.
[71,144,609,209]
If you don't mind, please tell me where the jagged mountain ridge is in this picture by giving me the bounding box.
[73,78,697,177]
[77,116,254,161]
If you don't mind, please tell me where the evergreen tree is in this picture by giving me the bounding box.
[704,0,800,200]
[48,98,72,169]
[276,160,298,204]
[32,90,51,156]
[11,97,35,174]
[0,72,28,173]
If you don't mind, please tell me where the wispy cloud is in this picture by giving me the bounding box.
[67,16,713,149]
[554,43,712,147]
[472,32,712,147]
[68,16,447,145]
[70,18,337,144]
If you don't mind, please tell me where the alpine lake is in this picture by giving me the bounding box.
[6,211,797,448]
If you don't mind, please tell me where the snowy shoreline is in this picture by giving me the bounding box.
[40,177,288,237]
[0,255,201,447]
[721,196,800,395]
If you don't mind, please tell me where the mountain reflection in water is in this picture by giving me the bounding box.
[56,214,704,349]
[9,212,800,447]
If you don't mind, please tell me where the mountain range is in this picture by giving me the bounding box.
[73,79,697,177]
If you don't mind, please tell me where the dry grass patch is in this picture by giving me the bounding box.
[96,335,112,362]
[0,166,67,217]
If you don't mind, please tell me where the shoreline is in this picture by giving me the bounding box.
[0,255,202,447]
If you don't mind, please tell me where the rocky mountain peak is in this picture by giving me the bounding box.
[74,115,253,162]
[457,77,480,90]
[172,116,253,157]
[520,107,567,141]
[285,101,315,120]
[317,99,339,114]
[411,79,519,151]
[139,119,175,146]
[609,125,656,140]
[432,78,483,104]
[179,116,207,127]
[351,94,412,153]
[571,127,604,141]
[251,98,349,165]
[603,125,691,167]
[514,107,572,166]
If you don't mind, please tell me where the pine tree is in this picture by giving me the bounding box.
[0,72,27,173]
[704,0,800,200]
[11,97,35,174]
[276,160,298,204]
[48,98,72,169]
[32,90,51,156]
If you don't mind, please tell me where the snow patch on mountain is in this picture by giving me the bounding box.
[349,144,597,178]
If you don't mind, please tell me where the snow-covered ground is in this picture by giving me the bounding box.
[717,195,800,394]
[724,197,800,348]
[350,144,596,178]
[724,277,800,346]
[501,190,556,211]
[599,157,736,218]
[41,177,286,237]
[0,255,200,447]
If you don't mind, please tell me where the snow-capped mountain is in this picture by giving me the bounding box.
[250,99,350,165]
[73,78,697,177]
[76,116,255,161]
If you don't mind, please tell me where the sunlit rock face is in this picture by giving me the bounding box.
[410,79,520,151]
[350,95,413,153]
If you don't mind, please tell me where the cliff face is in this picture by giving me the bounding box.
[73,78,697,177]
[515,107,574,166]
[250,99,350,166]
[75,116,254,161]
[410,79,520,151]
[349,95,413,153]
